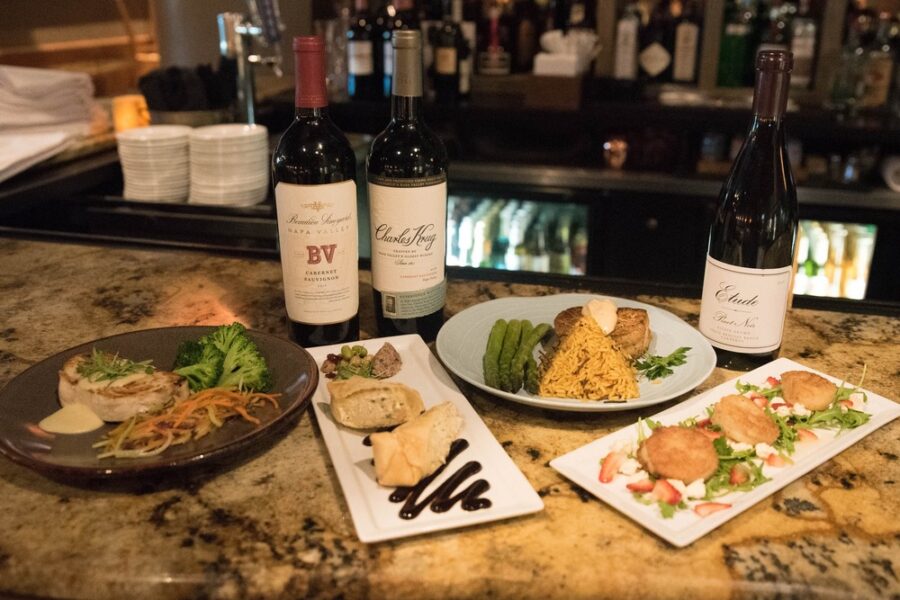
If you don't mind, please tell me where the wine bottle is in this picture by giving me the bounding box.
[272,36,360,347]
[348,0,380,101]
[613,0,641,81]
[367,30,449,341]
[789,0,816,89]
[432,0,463,104]
[699,50,798,370]
[639,0,674,82]
[672,0,701,83]
[718,0,756,87]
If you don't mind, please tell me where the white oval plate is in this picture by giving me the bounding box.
[436,293,716,412]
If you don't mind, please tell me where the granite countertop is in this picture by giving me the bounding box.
[0,238,897,600]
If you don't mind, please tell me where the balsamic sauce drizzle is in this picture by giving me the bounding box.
[386,439,492,519]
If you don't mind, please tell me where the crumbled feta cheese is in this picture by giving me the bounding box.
[770,396,785,404]
[685,479,706,499]
[840,404,849,413]
[730,442,754,452]
[626,470,649,484]
[755,443,777,458]
[613,439,636,455]
[791,403,811,417]
[849,392,865,405]
[775,405,792,418]
[667,479,687,496]
[618,457,642,475]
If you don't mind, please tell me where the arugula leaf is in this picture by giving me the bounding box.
[76,348,154,382]
[704,437,768,498]
[794,400,870,431]
[767,409,797,455]
[635,347,691,380]
[735,380,783,401]
[659,501,677,519]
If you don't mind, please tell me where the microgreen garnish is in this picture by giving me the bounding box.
[76,348,154,382]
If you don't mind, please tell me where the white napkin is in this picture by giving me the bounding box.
[0,131,75,184]
[0,65,95,129]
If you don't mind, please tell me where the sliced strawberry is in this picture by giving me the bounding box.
[626,479,655,493]
[696,418,711,428]
[697,427,723,441]
[766,376,781,387]
[729,464,749,485]
[796,428,819,442]
[599,451,625,483]
[693,502,731,517]
[651,479,682,505]
[765,453,792,467]
[751,394,769,409]
[770,403,788,412]
[840,399,854,410]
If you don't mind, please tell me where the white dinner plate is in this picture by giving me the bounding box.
[435,293,716,412]
[306,334,544,543]
[550,357,900,547]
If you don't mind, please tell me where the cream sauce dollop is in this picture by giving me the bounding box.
[582,299,618,334]
[39,403,104,434]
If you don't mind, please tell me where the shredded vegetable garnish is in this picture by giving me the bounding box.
[93,387,281,459]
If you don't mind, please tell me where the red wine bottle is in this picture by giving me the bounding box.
[272,36,360,347]
[348,0,380,101]
[699,50,798,370]
[367,30,449,342]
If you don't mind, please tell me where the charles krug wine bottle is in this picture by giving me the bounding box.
[699,50,798,370]
[367,29,449,342]
[272,36,360,347]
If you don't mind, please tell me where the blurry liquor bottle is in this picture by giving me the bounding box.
[433,0,464,104]
[757,0,791,54]
[640,0,675,82]
[567,0,594,30]
[829,14,869,111]
[513,0,541,73]
[859,12,896,110]
[718,0,756,87]
[672,0,702,83]
[789,0,816,88]
[614,0,642,80]
[376,1,395,99]
[348,0,380,101]
[458,0,477,97]
[479,2,512,75]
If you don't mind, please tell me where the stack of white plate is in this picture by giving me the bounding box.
[116,126,191,202]
[189,124,270,206]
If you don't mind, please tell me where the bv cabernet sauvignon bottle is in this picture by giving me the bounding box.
[367,30,449,341]
[272,36,359,347]
[699,50,798,370]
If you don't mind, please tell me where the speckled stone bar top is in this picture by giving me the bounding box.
[0,238,897,600]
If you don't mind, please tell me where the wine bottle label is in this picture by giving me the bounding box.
[699,255,792,353]
[639,42,671,77]
[368,176,447,319]
[614,18,638,80]
[673,22,699,82]
[383,40,394,75]
[275,180,359,325]
[348,40,374,75]
[435,47,458,75]
[860,57,893,107]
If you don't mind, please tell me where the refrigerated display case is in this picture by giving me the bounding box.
[793,220,877,300]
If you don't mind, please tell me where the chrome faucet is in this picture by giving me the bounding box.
[217,0,285,125]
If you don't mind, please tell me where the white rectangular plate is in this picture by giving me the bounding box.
[550,357,900,548]
[307,334,544,543]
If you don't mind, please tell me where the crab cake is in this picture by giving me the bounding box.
[711,394,779,445]
[637,426,719,482]
[780,370,837,411]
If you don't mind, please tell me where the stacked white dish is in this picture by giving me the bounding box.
[189,124,269,206]
[116,126,191,202]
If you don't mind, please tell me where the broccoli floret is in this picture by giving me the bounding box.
[200,322,249,355]
[216,334,272,391]
[173,340,204,369]
[174,343,225,391]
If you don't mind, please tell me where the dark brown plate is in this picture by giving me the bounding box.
[0,326,318,479]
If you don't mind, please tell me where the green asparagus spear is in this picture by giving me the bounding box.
[498,319,522,392]
[510,322,552,393]
[524,354,540,394]
[508,320,533,392]
[482,319,508,389]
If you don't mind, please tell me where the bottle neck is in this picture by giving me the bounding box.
[391,95,422,121]
[296,106,330,119]
[751,68,790,121]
